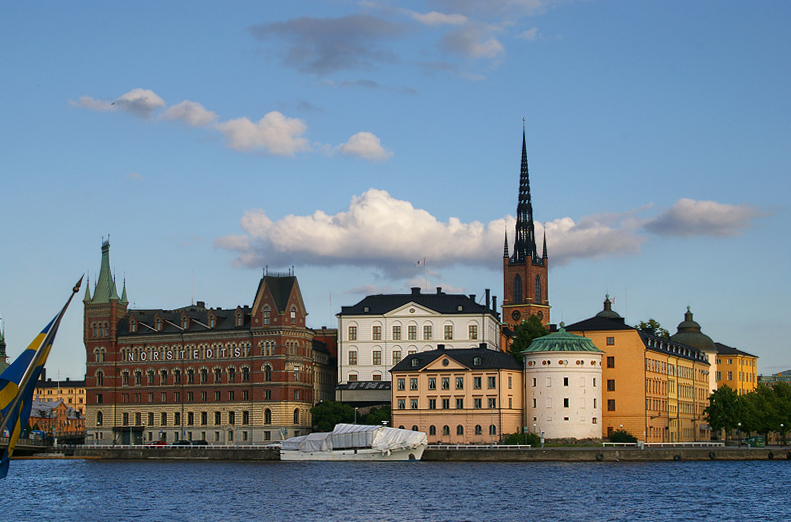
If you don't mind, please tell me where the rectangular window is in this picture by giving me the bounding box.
[607,399,616,411]
[488,398,496,409]
[264,390,271,399]
[373,325,382,340]
[442,377,450,390]
[456,398,464,409]
[607,356,615,368]
[372,374,382,381]
[228,390,235,401]
[174,392,180,402]
[348,374,358,382]
[410,378,418,390]
[174,412,181,426]
[727,371,733,380]
[398,399,405,410]
[532,377,537,388]
[607,380,615,391]
[593,398,597,409]
[201,412,208,425]
[392,351,401,364]
[428,398,436,409]
[397,378,405,391]
[122,412,129,426]
[408,325,417,340]
[474,377,482,389]
[442,398,450,409]
[148,412,155,425]
[563,377,569,387]
[488,376,496,389]
[606,337,615,346]
[428,377,436,390]
[348,351,357,365]
[242,411,249,425]
[294,390,299,400]
[423,325,432,340]
[148,393,154,403]
[161,412,167,426]
[474,398,482,409]
[410,399,418,409]
[187,412,194,426]
[243,390,249,401]
[469,324,478,340]
[201,391,207,402]
[214,391,221,401]
[392,326,401,340]
[373,351,382,365]
[563,398,569,408]
[456,377,464,389]
[348,326,357,341]
[532,398,537,408]
[444,325,453,340]
[214,412,221,425]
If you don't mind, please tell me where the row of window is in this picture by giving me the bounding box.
[531,376,598,388]
[716,357,756,367]
[427,424,496,436]
[512,274,543,305]
[531,397,598,409]
[107,364,306,387]
[397,376,498,391]
[716,370,756,384]
[119,387,305,404]
[397,397,498,409]
[96,408,302,427]
[348,324,479,342]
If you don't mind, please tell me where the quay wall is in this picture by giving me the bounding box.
[68,446,790,462]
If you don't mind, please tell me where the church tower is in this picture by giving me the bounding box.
[502,126,550,328]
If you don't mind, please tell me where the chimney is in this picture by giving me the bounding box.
[470,294,476,304]
[411,287,421,295]
[436,287,442,295]
[437,344,445,351]
[479,342,487,350]
[492,296,497,313]
[485,289,491,309]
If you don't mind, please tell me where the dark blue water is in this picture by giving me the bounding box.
[3,459,789,521]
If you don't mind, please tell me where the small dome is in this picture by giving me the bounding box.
[522,328,603,353]
[670,307,716,353]
[595,295,622,319]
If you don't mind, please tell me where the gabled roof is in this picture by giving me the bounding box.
[391,347,520,373]
[564,315,633,332]
[255,275,297,313]
[340,288,495,317]
[715,342,757,359]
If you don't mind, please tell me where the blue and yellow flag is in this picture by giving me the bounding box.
[0,277,82,478]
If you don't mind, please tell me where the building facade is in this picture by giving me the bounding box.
[29,399,85,440]
[565,298,711,443]
[34,377,86,415]
[502,128,550,330]
[84,241,331,445]
[337,287,500,386]
[715,342,758,395]
[391,346,522,444]
[522,328,604,440]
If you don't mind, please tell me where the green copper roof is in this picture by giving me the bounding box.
[91,240,120,304]
[521,327,604,353]
[670,307,715,353]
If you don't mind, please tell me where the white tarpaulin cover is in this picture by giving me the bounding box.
[282,424,427,453]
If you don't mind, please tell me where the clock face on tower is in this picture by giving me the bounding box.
[511,310,521,321]
[537,311,544,320]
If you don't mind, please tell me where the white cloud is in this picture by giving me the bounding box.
[410,11,468,26]
[70,95,115,112]
[517,27,539,40]
[643,198,765,237]
[441,25,504,59]
[215,111,311,156]
[215,189,649,275]
[336,132,394,161]
[162,100,218,127]
[113,88,166,118]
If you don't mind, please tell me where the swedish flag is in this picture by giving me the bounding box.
[0,277,82,478]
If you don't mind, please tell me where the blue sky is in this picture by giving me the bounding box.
[1,1,788,380]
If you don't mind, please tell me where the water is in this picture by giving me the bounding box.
[3,459,790,521]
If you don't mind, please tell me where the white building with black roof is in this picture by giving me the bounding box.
[336,287,501,395]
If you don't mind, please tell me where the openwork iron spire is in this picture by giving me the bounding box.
[511,126,537,263]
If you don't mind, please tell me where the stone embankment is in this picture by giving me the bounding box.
[68,445,789,462]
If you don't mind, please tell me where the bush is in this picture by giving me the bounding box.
[503,432,541,446]
[609,429,637,443]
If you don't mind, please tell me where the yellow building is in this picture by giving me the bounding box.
[35,377,87,415]
[391,346,522,444]
[565,298,710,443]
[715,343,758,395]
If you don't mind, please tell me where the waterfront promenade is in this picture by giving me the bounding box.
[61,443,790,462]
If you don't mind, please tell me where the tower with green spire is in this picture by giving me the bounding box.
[0,321,8,372]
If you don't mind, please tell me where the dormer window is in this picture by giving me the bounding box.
[129,319,137,333]
[182,316,189,330]
[473,356,482,366]
[235,313,243,327]
[411,358,420,367]
[290,307,296,323]
[155,318,162,331]
[209,315,216,328]
[263,307,270,325]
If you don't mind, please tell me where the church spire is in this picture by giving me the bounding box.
[91,238,120,304]
[503,228,509,258]
[511,124,537,264]
[542,229,548,259]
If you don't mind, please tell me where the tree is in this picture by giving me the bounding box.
[705,385,741,442]
[310,401,355,432]
[508,314,549,362]
[635,319,669,339]
[360,405,391,426]
[609,429,637,443]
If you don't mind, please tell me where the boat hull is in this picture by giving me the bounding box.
[280,445,426,461]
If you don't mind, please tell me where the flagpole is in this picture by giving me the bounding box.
[0,277,82,436]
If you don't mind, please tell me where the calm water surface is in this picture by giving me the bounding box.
[3,458,790,521]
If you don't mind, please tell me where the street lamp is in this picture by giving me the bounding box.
[354,407,358,424]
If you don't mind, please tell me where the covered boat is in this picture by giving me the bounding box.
[280,423,427,461]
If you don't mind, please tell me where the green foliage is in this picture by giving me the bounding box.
[608,429,637,443]
[310,401,355,432]
[503,432,541,446]
[635,319,670,339]
[705,385,741,442]
[509,314,549,362]
[706,383,791,443]
[360,405,391,426]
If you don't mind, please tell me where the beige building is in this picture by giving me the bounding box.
[715,342,758,395]
[35,377,86,415]
[391,346,522,444]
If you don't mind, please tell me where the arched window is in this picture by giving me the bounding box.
[293,408,300,425]
[489,425,497,435]
[227,367,236,383]
[475,425,482,435]
[147,370,155,385]
[214,368,222,383]
[535,275,542,304]
[513,274,522,304]
[200,369,208,384]
[264,365,272,382]
[160,369,168,384]
[442,425,450,436]
[264,409,272,424]
[96,371,104,386]
[96,411,103,426]
[457,425,464,435]
[242,367,250,382]
[429,425,436,436]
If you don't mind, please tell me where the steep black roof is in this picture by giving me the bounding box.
[117,305,251,337]
[564,315,633,332]
[340,287,495,316]
[391,346,521,373]
[715,342,757,359]
[639,331,709,364]
[254,275,297,313]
